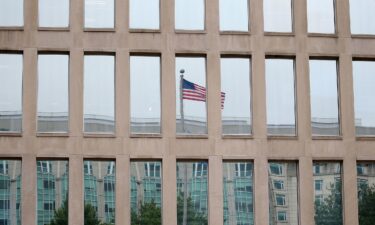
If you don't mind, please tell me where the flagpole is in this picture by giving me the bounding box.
[180,69,185,133]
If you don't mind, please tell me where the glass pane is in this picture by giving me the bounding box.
[266,59,296,136]
[176,57,207,135]
[263,0,292,32]
[307,0,335,33]
[37,54,69,133]
[223,162,254,225]
[268,162,299,225]
[176,162,208,225]
[0,160,22,225]
[175,0,204,30]
[84,55,115,133]
[130,56,161,134]
[221,58,251,135]
[313,162,342,225]
[349,0,375,35]
[129,0,159,29]
[353,61,375,136]
[130,161,162,225]
[84,0,114,28]
[0,54,23,133]
[357,162,375,225]
[39,0,69,27]
[219,0,249,31]
[84,161,115,224]
[309,59,339,136]
[0,0,23,27]
[37,160,69,225]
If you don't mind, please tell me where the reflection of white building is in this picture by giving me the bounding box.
[357,163,375,191]
[313,163,341,206]
[0,112,22,132]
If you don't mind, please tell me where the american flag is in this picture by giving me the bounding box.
[182,78,226,109]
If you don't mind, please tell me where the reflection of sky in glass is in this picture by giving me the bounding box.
[307,0,335,33]
[219,0,248,31]
[175,0,204,30]
[0,0,23,26]
[85,0,114,28]
[39,0,69,27]
[349,0,375,35]
[263,0,292,32]
[130,0,159,29]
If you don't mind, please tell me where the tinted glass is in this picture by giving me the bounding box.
[176,162,208,225]
[307,0,335,33]
[37,54,69,133]
[175,0,204,30]
[353,61,375,136]
[223,162,253,225]
[268,162,299,225]
[357,162,375,225]
[84,55,115,133]
[130,56,161,134]
[313,162,342,225]
[219,0,249,31]
[349,0,375,35]
[0,0,23,27]
[176,57,207,135]
[39,0,69,27]
[84,161,115,224]
[129,0,159,29]
[37,160,69,225]
[263,0,292,32]
[84,0,114,28]
[221,58,251,135]
[0,54,23,133]
[309,59,339,136]
[130,161,162,225]
[266,58,296,136]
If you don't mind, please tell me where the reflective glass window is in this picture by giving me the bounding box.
[266,58,296,136]
[269,162,298,225]
[129,0,159,29]
[313,162,342,225]
[39,0,69,27]
[175,0,204,30]
[353,61,375,136]
[307,0,335,33]
[84,161,115,224]
[220,57,251,135]
[309,59,340,136]
[130,55,161,134]
[223,162,253,225]
[130,161,162,225]
[0,53,23,133]
[357,162,375,225]
[349,0,375,35]
[0,0,23,27]
[37,54,69,133]
[219,0,249,31]
[84,55,115,133]
[263,0,292,32]
[176,57,207,135]
[84,0,114,28]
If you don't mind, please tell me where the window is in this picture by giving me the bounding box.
[37,54,69,133]
[349,0,375,35]
[307,0,335,33]
[175,0,204,30]
[263,0,292,32]
[315,180,323,191]
[176,56,207,135]
[266,58,296,136]
[269,163,283,175]
[193,162,208,177]
[219,0,249,31]
[273,180,284,190]
[0,53,23,133]
[353,61,375,136]
[221,57,251,135]
[357,165,364,175]
[0,0,23,27]
[313,165,321,174]
[235,163,252,177]
[144,162,161,177]
[309,59,340,136]
[357,162,375,221]
[130,55,161,134]
[315,195,323,205]
[84,0,114,28]
[129,0,159,29]
[84,161,93,175]
[275,194,286,206]
[277,211,287,222]
[38,0,69,27]
[0,161,8,174]
[84,54,115,134]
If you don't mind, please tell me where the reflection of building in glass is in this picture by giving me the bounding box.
[311,117,340,136]
[268,162,298,225]
[223,162,253,225]
[37,112,69,133]
[0,112,22,133]
[357,162,375,192]
[83,115,115,133]
[313,163,342,205]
